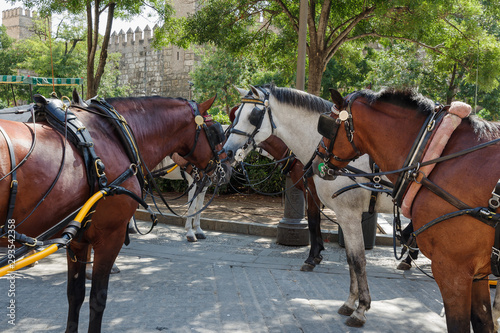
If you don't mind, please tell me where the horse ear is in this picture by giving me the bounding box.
[329,88,344,110]
[233,86,247,97]
[250,85,260,98]
[199,94,217,115]
[72,88,84,106]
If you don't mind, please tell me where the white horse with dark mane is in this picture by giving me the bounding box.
[224,85,396,327]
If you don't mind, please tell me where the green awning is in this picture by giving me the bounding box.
[0,75,83,86]
[0,75,25,84]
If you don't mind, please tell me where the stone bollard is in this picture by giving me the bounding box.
[276,175,309,246]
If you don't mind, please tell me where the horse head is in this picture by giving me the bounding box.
[313,88,362,180]
[188,95,232,185]
[224,86,276,165]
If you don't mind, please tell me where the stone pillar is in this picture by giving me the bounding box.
[276,175,309,246]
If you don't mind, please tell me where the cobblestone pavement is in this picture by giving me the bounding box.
[0,219,466,333]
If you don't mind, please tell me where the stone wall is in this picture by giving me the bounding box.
[108,26,196,99]
[2,7,36,40]
[107,0,199,98]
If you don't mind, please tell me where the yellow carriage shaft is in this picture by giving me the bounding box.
[0,190,106,277]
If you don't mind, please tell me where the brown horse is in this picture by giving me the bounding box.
[227,106,325,271]
[253,135,326,270]
[0,94,231,332]
[314,88,500,332]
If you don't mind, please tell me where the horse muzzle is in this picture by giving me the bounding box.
[311,157,337,181]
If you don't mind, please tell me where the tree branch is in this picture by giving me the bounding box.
[274,0,299,33]
[344,32,470,71]
[324,6,376,62]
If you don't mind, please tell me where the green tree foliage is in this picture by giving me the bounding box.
[17,0,171,97]
[7,14,129,101]
[190,45,295,123]
[0,25,28,105]
[190,46,252,122]
[158,0,500,100]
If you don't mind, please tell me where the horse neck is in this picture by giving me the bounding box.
[270,100,322,164]
[259,136,289,160]
[353,101,427,184]
[114,99,194,170]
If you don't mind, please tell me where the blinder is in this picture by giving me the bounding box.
[249,106,266,128]
[205,121,225,148]
[318,113,340,140]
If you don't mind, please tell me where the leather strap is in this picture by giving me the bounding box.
[0,124,17,235]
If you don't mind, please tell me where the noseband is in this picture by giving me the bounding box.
[314,92,362,176]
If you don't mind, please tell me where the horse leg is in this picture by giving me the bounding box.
[397,222,419,270]
[340,224,370,327]
[492,283,500,332]
[301,195,324,272]
[397,248,419,271]
[194,186,207,240]
[86,246,93,280]
[87,235,124,332]
[185,178,198,242]
[86,246,120,280]
[433,264,475,332]
[66,243,90,333]
[338,263,358,316]
[470,279,494,332]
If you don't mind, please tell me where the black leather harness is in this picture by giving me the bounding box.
[0,94,155,252]
[33,95,108,194]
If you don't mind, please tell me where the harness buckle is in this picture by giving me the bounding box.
[10,179,18,188]
[95,159,106,177]
[129,163,138,176]
[489,186,500,210]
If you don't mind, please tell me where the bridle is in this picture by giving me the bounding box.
[185,101,227,183]
[229,87,277,152]
[314,92,362,176]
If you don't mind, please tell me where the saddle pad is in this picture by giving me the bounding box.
[401,101,471,218]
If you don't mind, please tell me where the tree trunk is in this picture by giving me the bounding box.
[307,54,325,96]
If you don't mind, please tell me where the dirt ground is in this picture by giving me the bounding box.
[147,191,340,231]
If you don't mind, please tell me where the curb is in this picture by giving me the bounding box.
[135,209,395,247]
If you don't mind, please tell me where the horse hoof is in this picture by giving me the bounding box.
[187,236,197,242]
[111,264,120,274]
[27,261,38,268]
[345,314,366,328]
[397,262,412,271]
[195,233,206,240]
[300,263,315,272]
[338,305,355,316]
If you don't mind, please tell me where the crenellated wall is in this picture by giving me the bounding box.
[107,25,197,98]
[2,7,37,40]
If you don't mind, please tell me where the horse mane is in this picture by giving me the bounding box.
[357,87,436,115]
[358,87,500,140]
[468,115,500,140]
[265,84,333,114]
